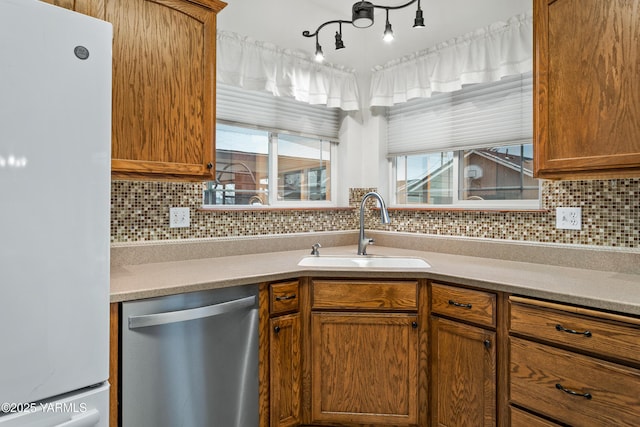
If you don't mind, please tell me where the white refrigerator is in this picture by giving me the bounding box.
[0,0,112,426]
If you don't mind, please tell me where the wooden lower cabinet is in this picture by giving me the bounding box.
[508,296,640,427]
[270,313,302,427]
[310,312,419,425]
[510,337,640,426]
[265,281,302,427]
[430,316,497,427]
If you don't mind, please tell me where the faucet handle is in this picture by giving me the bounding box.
[311,243,321,256]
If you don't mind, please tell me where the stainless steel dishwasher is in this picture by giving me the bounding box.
[121,285,259,427]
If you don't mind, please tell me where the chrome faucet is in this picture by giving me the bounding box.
[310,243,321,256]
[358,191,391,255]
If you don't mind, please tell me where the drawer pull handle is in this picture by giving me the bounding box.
[274,326,281,334]
[555,324,592,337]
[555,383,592,400]
[448,299,472,309]
[275,294,297,301]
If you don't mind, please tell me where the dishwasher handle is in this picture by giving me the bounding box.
[128,295,256,329]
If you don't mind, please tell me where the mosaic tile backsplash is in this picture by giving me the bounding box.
[111,179,640,248]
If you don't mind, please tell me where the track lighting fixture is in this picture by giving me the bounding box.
[383,9,394,42]
[303,0,425,58]
[335,23,346,50]
[315,36,324,62]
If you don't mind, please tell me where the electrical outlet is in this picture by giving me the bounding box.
[556,207,581,230]
[169,207,190,228]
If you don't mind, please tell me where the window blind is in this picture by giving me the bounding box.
[216,83,340,141]
[387,72,532,155]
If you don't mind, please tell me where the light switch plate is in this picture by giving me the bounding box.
[556,207,581,230]
[169,207,190,228]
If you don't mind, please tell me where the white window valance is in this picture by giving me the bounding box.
[217,30,361,111]
[370,11,533,107]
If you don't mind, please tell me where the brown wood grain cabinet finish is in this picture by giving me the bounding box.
[108,0,225,180]
[431,282,496,327]
[270,313,302,427]
[509,336,640,427]
[270,281,300,315]
[311,312,419,425]
[109,303,120,427]
[430,316,497,427]
[534,0,640,179]
[509,406,561,427]
[311,279,418,311]
[509,297,640,366]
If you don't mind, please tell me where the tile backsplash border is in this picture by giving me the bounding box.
[111,179,639,249]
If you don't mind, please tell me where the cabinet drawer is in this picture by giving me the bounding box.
[431,283,496,327]
[270,281,299,315]
[510,406,560,427]
[510,337,640,427]
[510,297,640,365]
[311,280,417,311]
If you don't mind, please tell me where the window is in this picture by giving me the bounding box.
[205,84,340,207]
[393,143,538,207]
[277,134,332,202]
[388,73,539,208]
[204,123,336,206]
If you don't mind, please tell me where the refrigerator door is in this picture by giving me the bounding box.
[0,0,112,406]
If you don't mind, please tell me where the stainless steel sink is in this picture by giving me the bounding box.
[297,255,431,269]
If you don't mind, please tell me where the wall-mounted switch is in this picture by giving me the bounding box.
[556,207,581,230]
[169,207,190,228]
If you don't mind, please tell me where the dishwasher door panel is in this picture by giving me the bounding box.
[121,285,259,427]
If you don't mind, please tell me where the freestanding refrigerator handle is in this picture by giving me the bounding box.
[128,295,256,329]
[54,409,100,427]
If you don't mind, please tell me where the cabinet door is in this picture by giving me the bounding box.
[270,313,301,427]
[39,0,75,10]
[311,312,419,425]
[106,0,224,180]
[534,0,640,179]
[431,316,496,427]
[38,0,103,16]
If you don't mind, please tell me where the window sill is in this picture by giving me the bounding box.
[387,206,549,213]
[198,205,354,212]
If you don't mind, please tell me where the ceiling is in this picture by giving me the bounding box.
[217,0,531,74]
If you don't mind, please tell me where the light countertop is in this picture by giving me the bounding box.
[111,239,640,316]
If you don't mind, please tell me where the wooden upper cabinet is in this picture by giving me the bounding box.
[47,0,226,180]
[534,0,640,179]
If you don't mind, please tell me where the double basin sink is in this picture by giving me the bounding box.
[298,255,431,269]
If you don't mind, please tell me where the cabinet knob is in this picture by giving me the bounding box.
[206,162,213,169]
[483,339,491,349]
[274,326,281,334]
[411,321,418,329]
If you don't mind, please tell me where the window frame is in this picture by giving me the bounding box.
[204,120,338,209]
[389,145,541,210]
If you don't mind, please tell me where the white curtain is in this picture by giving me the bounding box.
[217,31,361,111]
[370,12,533,107]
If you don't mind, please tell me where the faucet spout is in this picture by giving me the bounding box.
[358,191,391,255]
